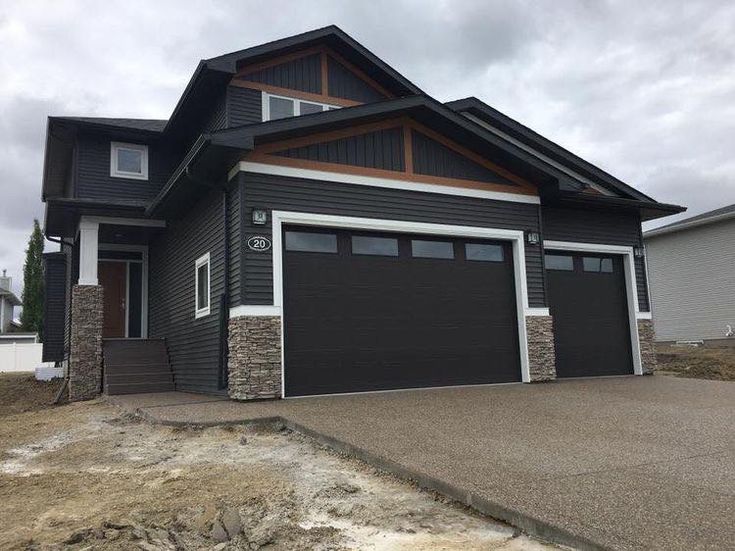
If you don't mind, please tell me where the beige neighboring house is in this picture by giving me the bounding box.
[644,204,735,343]
[0,269,22,334]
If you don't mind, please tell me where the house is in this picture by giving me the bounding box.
[0,270,22,334]
[40,26,685,401]
[644,204,735,343]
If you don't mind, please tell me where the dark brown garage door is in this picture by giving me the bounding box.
[283,226,521,397]
[545,252,633,377]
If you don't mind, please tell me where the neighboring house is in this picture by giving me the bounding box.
[644,204,735,343]
[40,26,685,402]
[0,270,22,334]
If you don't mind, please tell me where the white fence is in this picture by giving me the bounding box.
[0,343,54,373]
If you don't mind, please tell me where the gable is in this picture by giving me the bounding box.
[231,45,391,108]
[245,117,537,197]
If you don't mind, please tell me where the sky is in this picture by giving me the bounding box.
[1,0,735,304]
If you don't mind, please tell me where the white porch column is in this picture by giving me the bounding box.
[78,218,99,285]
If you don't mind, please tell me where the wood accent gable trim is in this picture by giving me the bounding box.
[244,117,538,197]
[231,44,393,107]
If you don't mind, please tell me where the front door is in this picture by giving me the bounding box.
[98,261,127,338]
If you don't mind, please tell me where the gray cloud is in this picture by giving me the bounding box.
[1,0,734,300]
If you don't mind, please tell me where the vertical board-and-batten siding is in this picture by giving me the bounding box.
[645,219,735,341]
[273,127,405,171]
[149,186,229,394]
[243,53,322,94]
[237,172,545,307]
[542,206,650,311]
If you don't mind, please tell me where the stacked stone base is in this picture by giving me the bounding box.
[526,315,557,382]
[68,285,104,401]
[228,316,282,400]
[637,318,657,374]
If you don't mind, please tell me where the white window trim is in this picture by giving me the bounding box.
[110,141,149,180]
[194,252,211,319]
[261,91,340,121]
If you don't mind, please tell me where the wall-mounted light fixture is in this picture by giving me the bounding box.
[526,231,540,245]
[634,246,645,258]
[252,208,268,225]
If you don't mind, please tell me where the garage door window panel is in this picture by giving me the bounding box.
[583,256,614,273]
[285,230,338,253]
[351,235,399,256]
[465,243,504,262]
[545,254,574,271]
[411,240,455,259]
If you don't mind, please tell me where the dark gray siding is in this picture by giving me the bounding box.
[227,86,262,127]
[238,172,545,307]
[42,252,67,362]
[273,127,404,171]
[243,53,322,93]
[542,206,649,311]
[327,56,386,102]
[74,132,167,204]
[228,182,242,306]
[149,186,230,393]
[412,130,518,186]
[204,89,227,132]
[64,241,79,359]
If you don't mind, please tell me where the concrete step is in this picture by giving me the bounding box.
[102,338,175,395]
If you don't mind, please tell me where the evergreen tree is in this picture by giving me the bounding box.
[20,219,45,340]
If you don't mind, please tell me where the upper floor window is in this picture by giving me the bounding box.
[263,92,340,121]
[110,142,148,180]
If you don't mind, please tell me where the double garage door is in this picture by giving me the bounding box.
[282,226,635,397]
[283,226,521,397]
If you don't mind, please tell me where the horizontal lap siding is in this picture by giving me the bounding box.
[149,188,227,394]
[42,253,67,362]
[227,86,262,127]
[75,133,166,204]
[238,172,545,307]
[228,183,241,306]
[542,206,649,311]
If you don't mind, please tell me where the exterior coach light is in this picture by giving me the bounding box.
[634,246,645,258]
[526,232,540,245]
[252,208,268,225]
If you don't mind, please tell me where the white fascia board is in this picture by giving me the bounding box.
[230,305,282,318]
[230,161,541,205]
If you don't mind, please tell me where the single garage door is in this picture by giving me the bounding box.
[545,252,633,377]
[283,226,521,397]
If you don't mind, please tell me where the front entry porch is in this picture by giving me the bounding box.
[68,216,170,400]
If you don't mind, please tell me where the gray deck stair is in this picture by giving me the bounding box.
[103,338,175,395]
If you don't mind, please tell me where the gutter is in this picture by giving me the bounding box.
[644,209,735,238]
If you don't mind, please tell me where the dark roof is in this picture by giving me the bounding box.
[52,117,168,132]
[446,97,656,202]
[148,94,686,221]
[164,26,423,137]
[645,203,735,238]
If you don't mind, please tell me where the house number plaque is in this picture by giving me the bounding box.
[247,236,272,252]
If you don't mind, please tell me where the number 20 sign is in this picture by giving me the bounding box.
[247,236,272,252]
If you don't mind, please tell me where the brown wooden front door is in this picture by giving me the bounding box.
[98,261,127,338]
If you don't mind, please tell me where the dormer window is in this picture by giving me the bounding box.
[110,142,148,180]
[263,92,340,121]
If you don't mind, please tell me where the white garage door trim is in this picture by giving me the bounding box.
[266,211,533,397]
[543,240,644,376]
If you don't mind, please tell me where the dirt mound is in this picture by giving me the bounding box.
[655,344,735,381]
[0,373,64,417]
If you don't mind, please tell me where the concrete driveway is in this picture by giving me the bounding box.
[115,376,735,550]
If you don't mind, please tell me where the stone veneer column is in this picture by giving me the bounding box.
[525,315,557,382]
[228,316,282,400]
[68,285,104,401]
[637,318,657,374]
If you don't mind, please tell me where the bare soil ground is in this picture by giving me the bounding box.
[655,343,735,381]
[0,375,560,550]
